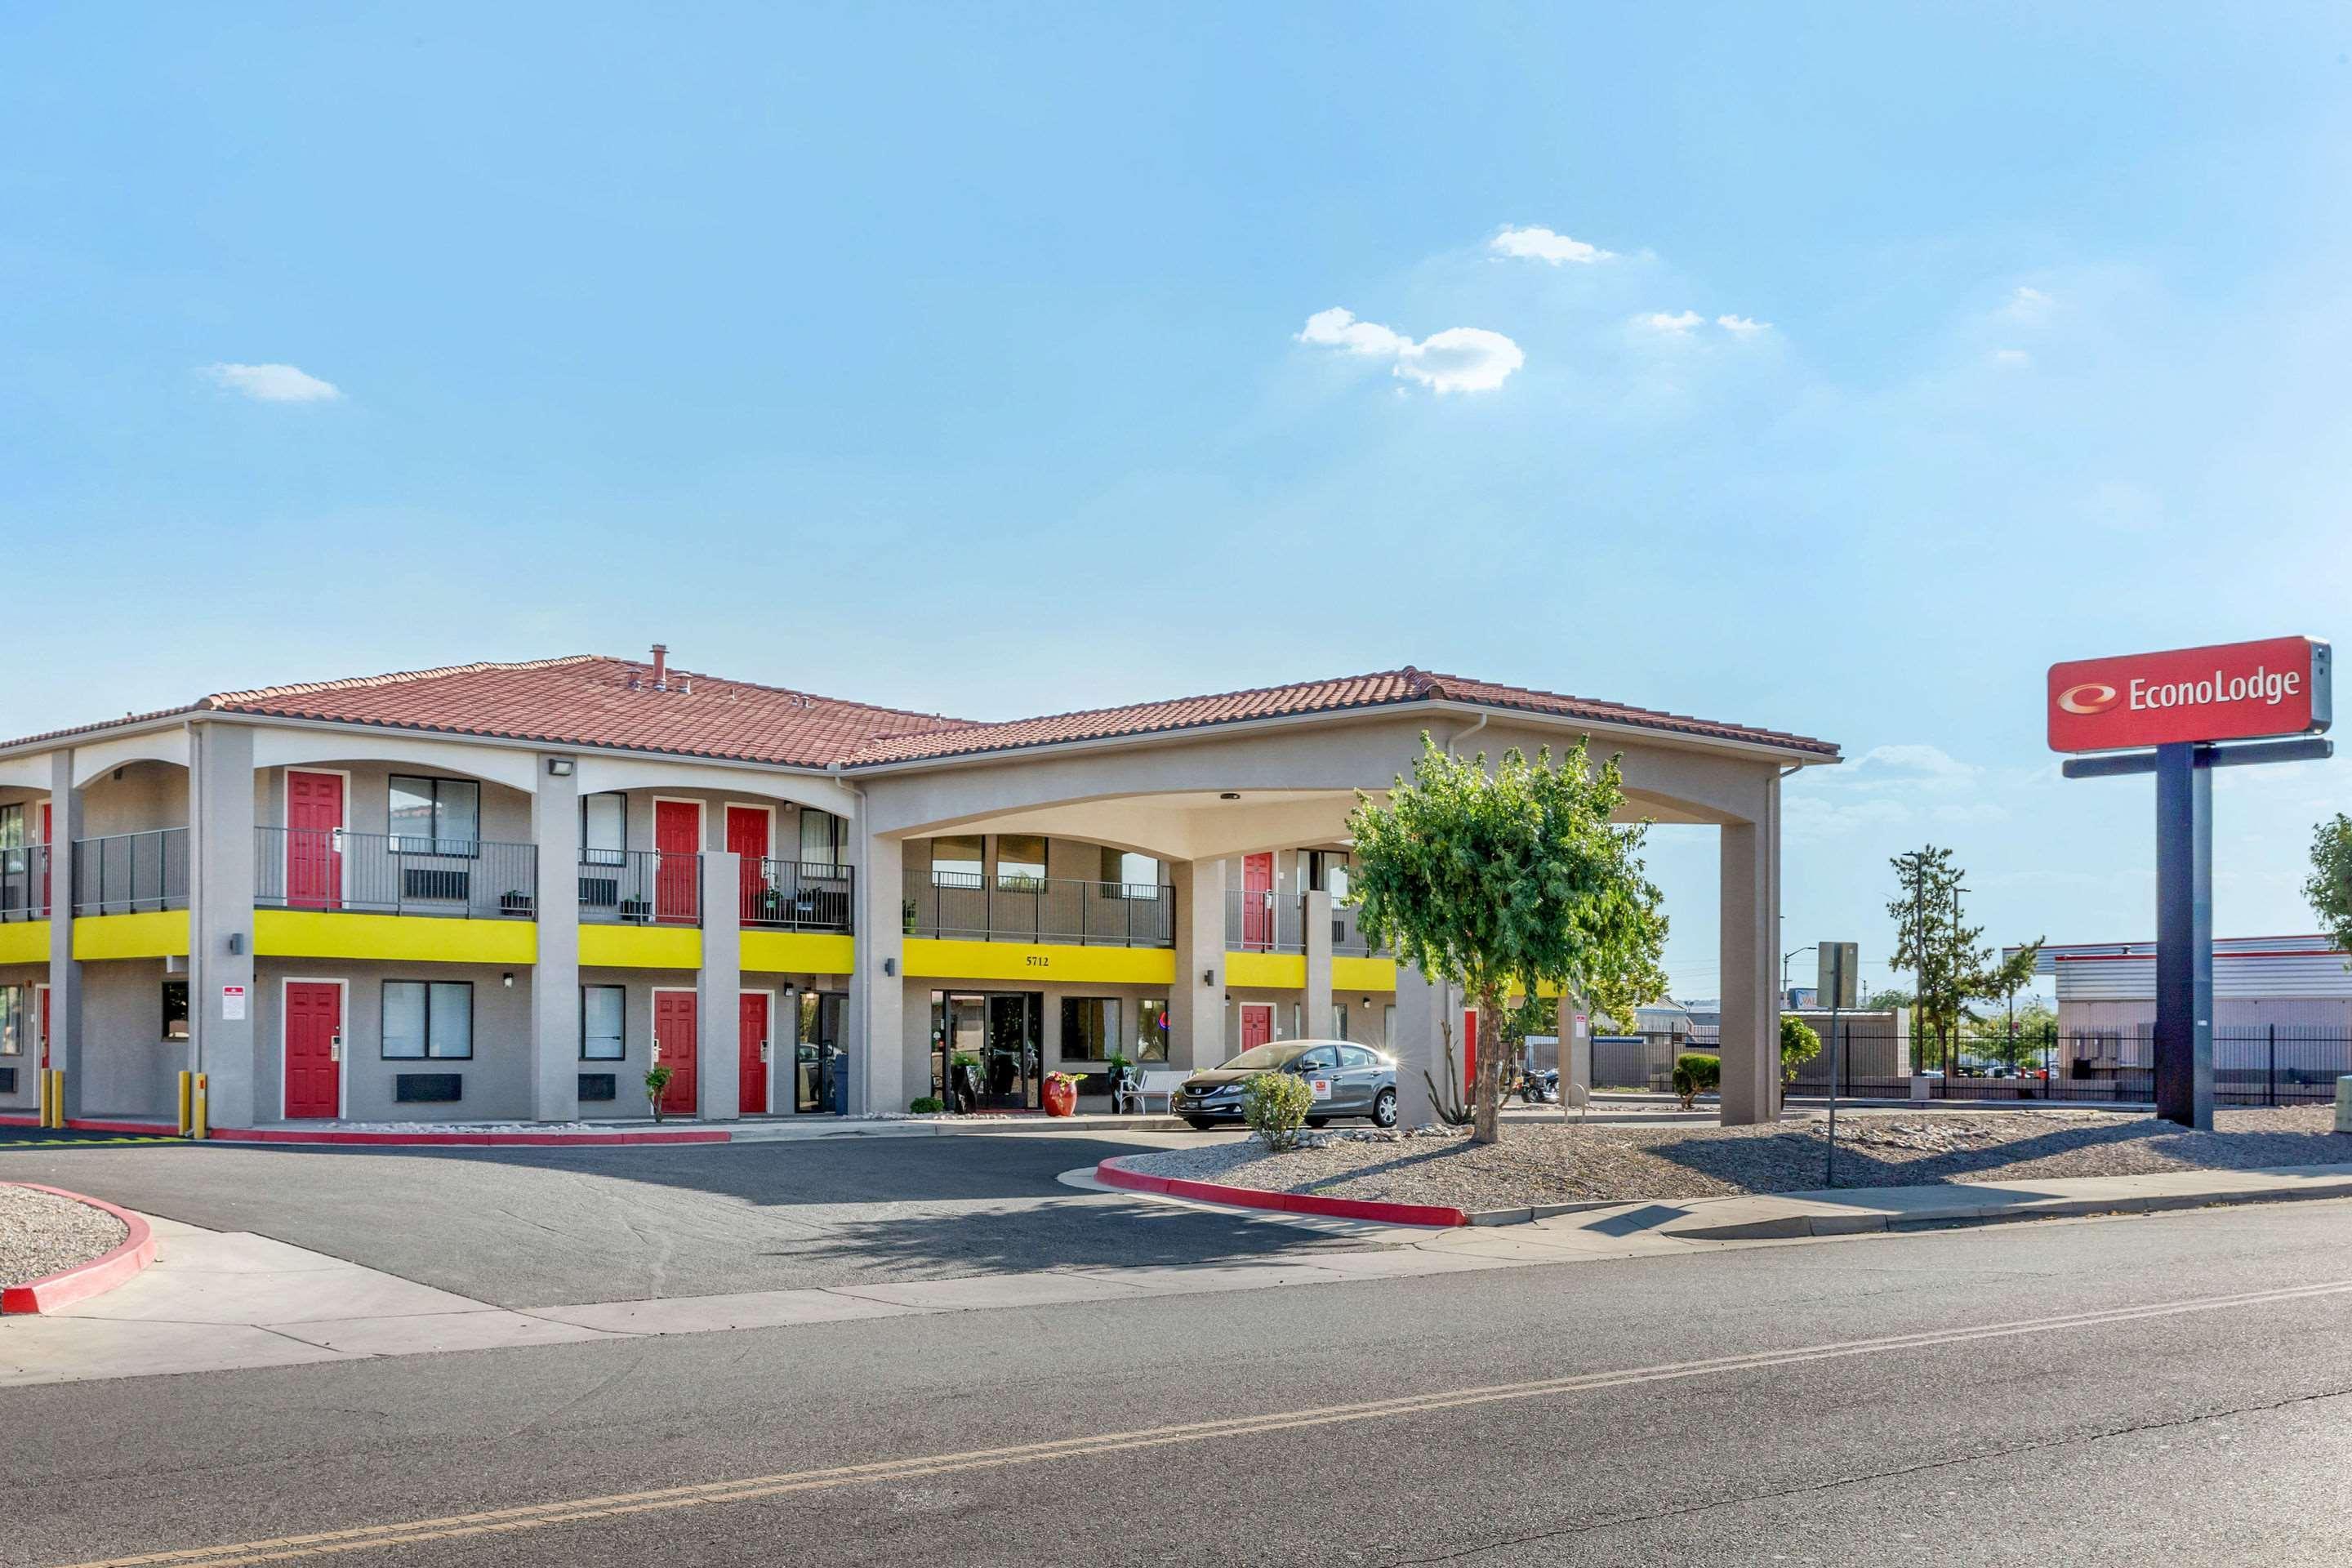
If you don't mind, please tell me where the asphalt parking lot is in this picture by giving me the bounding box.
[2,1129,1361,1308]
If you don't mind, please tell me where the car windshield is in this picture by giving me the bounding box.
[1217,1044,1306,1072]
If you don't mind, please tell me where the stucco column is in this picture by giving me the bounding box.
[187,721,257,1129]
[529,755,580,1122]
[1556,991,1592,1111]
[1166,857,1226,1071]
[1391,964,1446,1129]
[849,831,903,1114]
[1718,797,1781,1125]
[45,750,82,1118]
[1303,889,1334,1038]
[697,849,742,1120]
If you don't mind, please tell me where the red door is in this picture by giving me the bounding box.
[1240,1003,1273,1054]
[726,806,771,924]
[286,771,345,910]
[36,985,49,1070]
[284,982,342,1119]
[655,800,701,923]
[1241,853,1274,951]
[655,990,698,1116]
[739,991,770,1115]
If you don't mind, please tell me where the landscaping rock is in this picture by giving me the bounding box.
[0,1185,128,1291]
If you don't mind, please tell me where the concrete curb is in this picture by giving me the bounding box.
[1095,1156,1471,1227]
[1665,1173,2352,1241]
[2,1183,159,1315]
[205,1127,732,1148]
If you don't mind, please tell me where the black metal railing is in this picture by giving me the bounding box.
[0,843,50,920]
[1330,899,1384,956]
[578,849,702,924]
[72,827,189,915]
[1784,1023,2352,1107]
[256,826,540,920]
[1226,888,1305,953]
[741,858,853,932]
[904,868,1172,947]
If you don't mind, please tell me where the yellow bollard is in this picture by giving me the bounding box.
[51,1069,66,1129]
[191,1072,208,1140]
[178,1070,194,1136]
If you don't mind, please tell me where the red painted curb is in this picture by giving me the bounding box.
[2,1183,158,1314]
[0,1116,180,1134]
[1094,1156,1469,1227]
[205,1127,733,1148]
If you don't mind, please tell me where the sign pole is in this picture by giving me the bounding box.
[2153,742,2214,1129]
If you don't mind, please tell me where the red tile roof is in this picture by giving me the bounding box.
[842,666,1838,764]
[0,657,1837,767]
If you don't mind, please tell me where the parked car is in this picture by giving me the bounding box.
[1171,1040,1397,1130]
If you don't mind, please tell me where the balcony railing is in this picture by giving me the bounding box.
[73,828,189,915]
[578,849,702,925]
[0,843,49,921]
[1331,899,1384,956]
[1227,888,1305,953]
[256,826,540,920]
[741,858,853,933]
[905,869,1173,947]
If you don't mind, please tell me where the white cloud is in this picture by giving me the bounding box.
[204,363,343,403]
[1635,310,1704,334]
[2001,285,2055,323]
[1855,743,1978,778]
[1992,347,2032,368]
[1490,225,1615,265]
[1295,308,1524,394]
[1716,314,1772,336]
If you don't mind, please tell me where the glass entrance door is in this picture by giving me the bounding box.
[983,993,1040,1110]
[795,991,847,1114]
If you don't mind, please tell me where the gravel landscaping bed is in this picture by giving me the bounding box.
[1120,1106,2352,1209]
[0,1184,128,1290]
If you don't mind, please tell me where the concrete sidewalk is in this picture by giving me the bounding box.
[12,1163,2348,1389]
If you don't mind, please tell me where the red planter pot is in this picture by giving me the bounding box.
[1041,1077,1078,1117]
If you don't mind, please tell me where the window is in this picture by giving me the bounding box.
[581,793,627,866]
[162,981,189,1041]
[799,809,842,870]
[1332,1002,1349,1042]
[382,980,474,1059]
[581,985,626,1060]
[390,776,481,855]
[996,834,1046,891]
[1099,847,1160,893]
[1339,1045,1380,1068]
[1297,1045,1339,1071]
[1384,1005,1396,1048]
[0,984,20,1055]
[1134,1000,1169,1062]
[1059,997,1121,1062]
[0,803,20,850]
[930,835,983,885]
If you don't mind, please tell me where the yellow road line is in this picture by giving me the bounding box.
[60,1275,2352,1568]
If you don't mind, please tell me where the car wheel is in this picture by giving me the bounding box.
[1305,1116,1330,1129]
[1372,1088,1397,1128]
[1183,1116,1218,1131]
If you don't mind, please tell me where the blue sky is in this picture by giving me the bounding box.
[7,3,2351,1000]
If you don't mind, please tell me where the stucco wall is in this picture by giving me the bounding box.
[249,960,536,1121]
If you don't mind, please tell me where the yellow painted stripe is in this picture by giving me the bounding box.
[578,922,702,971]
[0,919,49,967]
[58,1276,2352,1568]
[1223,951,1305,990]
[1330,956,1397,993]
[902,938,1175,985]
[254,909,538,966]
[739,930,855,975]
[72,910,191,960]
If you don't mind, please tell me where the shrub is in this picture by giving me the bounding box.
[1671,1052,1720,1109]
[1779,1014,1822,1085]
[1242,1071,1315,1152]
[644,1063,675,1122]
[909,1096,946,1114]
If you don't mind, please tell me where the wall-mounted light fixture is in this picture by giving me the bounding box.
[1218,792,1241,801]
[502,972,515,989]
[228,933,243,956]
[883,957,897,976]
[1201,969,1215,987]
[546,758,575,777]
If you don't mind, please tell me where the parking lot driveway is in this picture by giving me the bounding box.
[10,1131,1366,1309]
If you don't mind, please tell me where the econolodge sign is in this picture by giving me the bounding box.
[2047,635,2332,753]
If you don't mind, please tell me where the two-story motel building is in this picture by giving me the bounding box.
[0,651,1837,1133]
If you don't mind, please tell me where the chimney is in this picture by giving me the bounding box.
[650,644,669,691]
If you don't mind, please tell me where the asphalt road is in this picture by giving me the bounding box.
[9,1198,2352,1566]
[0,1130,1339,1307]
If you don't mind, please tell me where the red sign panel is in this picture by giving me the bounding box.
[2047,636,2332,753]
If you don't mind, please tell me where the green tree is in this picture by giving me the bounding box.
[1779,1013,1821,1085]
[2305,814,2352,962]
[1349,735,1668,1143]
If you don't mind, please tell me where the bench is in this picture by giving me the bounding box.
[1119,1068,1192,1116]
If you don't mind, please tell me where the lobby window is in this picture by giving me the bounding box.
[1332,1002,1349,1042]
[930,835,983,886]
[390,776,481,855]
[581,986,626,1060]
[0,984,20,1055]
[1134,1000,1169,1062]
[995,835,1047,892]
[1099,847,1160,894]
[383,981,474,1060]
[799,809,842,871]
[162,981,189,1041]
[581,793,627,866]
[1059,997,1120,1062]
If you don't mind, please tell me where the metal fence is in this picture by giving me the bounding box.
[904,869,1173,947]
[578,849,701,924]
[1226,888,1305,953]
[741,858,853,932]
[72,828,189,915]
[256,826,541,920]
[0,843,49,920]
[1793,1022,2352,1107]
